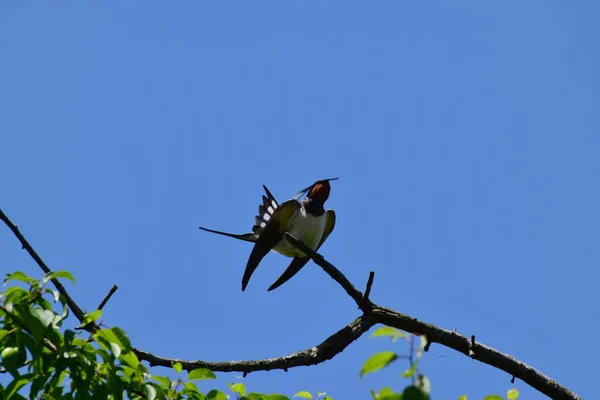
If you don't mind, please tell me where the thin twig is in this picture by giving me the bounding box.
[409,335,416,384]
[98,285,119,310]
[362,271,375,307]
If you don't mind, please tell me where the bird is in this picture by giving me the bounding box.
[199,178,338,291]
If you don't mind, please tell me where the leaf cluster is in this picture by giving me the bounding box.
[0,271,307,400]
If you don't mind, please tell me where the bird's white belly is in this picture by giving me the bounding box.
[273,208,325,257]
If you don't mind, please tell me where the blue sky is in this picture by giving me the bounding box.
[1,2,598,399]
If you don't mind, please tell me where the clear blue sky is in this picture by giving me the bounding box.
[1,2,598,399]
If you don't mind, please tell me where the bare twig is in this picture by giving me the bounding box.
[362,271,375,306]
[424,341,431,352]
[409,334,416,384]
[0,209,581,400]
[469,335,476,358]
[98,285,119,310]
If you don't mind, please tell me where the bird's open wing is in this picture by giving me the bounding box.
[267,209,336,291]
[251,185,279,236]
[242,199,300,291]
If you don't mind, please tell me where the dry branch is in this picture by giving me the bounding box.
[0,208,581,400]
[134,316,374,374]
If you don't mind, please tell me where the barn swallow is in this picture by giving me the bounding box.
[199,178,338,291]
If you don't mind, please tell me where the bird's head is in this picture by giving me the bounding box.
[294,177,339,204]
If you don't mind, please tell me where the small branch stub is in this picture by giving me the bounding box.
[361,271,375,309]
[98,285,119,310]
[469,335,476,358]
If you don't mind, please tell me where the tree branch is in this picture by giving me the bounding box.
[0,209,581,400]
[133,316,374,374]
[0,210,87,324]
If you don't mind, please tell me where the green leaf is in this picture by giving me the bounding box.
[5,287,29,307]
[507,389,519,400]
[4,271,35,285]
[31,372,52,399]
[371,387,402,400]
[120,365,138,379]
[32,308,56,328]
[12,303,46,345]
[94,333,113,352]
[401,360,419,378]
[120,350,140,369]
[82,309,102,325]
[95,328,119,347]
[403,385,429,400]
[43,270,75,284]
[182,388,206,399]
[268,395,290,400]
[416,374,431,394]
[189,368,216,380]
[153,375,171,388]
[111,326,131,353]
[294,392,313,399]
[184,381,201,392]
[458,396,467,400]
[173,361,183,374]
[0,329,10,343]
[376,387,402,399]
[246,393,270,400]
[45,288,60,302]
[360,351,398,376]
[207,390,227,400]
[483,396,503,400]
[109,341,121,358]
[370,326,407,341]
[3,376,30,399]
[146,383,157,400]
[229,382,247,396]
